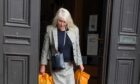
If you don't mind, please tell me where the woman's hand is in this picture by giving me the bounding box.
[79,64,84,71]
[40,65,46,75]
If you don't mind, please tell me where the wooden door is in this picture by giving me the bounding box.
[107,0,140,84]
[0,0,40,84]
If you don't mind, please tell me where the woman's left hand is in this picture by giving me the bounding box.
[79,64,84,71]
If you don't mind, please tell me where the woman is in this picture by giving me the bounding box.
[40,8,84,84]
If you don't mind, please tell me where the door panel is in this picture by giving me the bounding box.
[0,0,40,84]
[107,0,140,84]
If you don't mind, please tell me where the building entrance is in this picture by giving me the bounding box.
[40,0,110,84]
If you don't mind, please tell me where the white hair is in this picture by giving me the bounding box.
[52,8,76,28]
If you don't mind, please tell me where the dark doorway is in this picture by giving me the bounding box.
[40,0,110,84]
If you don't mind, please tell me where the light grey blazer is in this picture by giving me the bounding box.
[41,25,83,66]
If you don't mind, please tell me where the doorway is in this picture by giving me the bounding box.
[40,0,111,84]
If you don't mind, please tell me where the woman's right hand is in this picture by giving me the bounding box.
[40,65,46,75]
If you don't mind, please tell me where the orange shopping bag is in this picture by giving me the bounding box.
[38,73,54,84]
[75,69,90,84]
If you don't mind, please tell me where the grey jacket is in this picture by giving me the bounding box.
[41,25,83,66]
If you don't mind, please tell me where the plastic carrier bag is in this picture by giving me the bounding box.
[38,73,53,84]
[75,69,90,84]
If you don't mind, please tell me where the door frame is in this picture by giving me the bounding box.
[101,0,112,84]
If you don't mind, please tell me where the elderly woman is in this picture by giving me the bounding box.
[40,7,84,84]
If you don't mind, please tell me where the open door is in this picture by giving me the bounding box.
[107,0,140,84]
[0,0,40,84]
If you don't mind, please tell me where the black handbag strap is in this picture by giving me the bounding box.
[61,30,66,52]
[63,31,66,46]
[55,30,66,53]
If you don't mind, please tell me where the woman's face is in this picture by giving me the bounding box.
[57,18,67,30]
